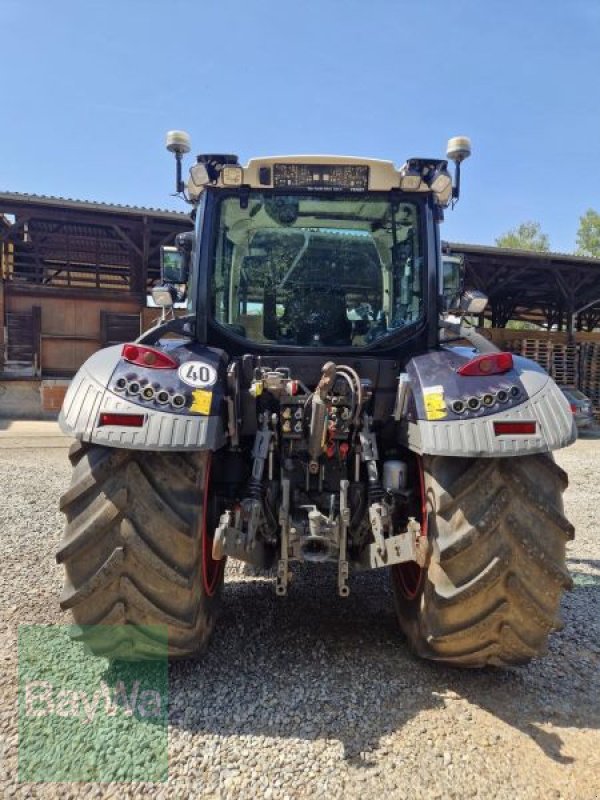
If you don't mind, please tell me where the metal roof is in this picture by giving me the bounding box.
[448,241,600,267]
[0,191,189,221]
[2,193,598,267]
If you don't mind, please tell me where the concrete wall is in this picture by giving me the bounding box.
[0,379,70,419]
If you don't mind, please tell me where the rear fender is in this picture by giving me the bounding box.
[400,347,576,457]
[59,343,228,451]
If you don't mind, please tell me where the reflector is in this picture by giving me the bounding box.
[493,421,537,436]
[99,413,145,427]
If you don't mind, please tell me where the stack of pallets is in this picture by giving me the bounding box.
[551,342,579,388]
[504,338,578,387]
[520,339,553,374]
[580,342,600,419]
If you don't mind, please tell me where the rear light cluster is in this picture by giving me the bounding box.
[114,377,187,408]
[122,344,178,370]
[457,352,513,377]
[451,385,520,414]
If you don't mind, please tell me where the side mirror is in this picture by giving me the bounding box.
[441,255,464,311]
[459,289,488,315]
[161,230,194,285]
[160,246,188,284]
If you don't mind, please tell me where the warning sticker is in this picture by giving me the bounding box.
[189,389,213,415]
[423,385,447,421]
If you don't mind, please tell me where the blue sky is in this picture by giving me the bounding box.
[1,0,598,252]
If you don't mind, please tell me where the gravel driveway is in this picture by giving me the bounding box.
[0,431,598,799]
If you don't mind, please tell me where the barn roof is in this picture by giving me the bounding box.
[0,191,188,221]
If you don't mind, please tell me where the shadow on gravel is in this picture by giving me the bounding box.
[101,566,599,767]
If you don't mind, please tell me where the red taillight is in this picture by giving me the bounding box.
[569,403,577,413]
[122,344,177,369]
[493,421,537,436]
[99,413,145,427]
[457,352,513,377]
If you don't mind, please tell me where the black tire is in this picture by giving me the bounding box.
[57,442,225,660]
[392,454,574,667]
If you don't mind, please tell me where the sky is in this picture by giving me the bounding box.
[1,0,599,252]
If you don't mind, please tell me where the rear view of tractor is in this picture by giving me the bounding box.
[56,134,576,666]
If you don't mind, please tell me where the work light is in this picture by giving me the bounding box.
[398,163,422,191]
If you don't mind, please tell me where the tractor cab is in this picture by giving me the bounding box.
[156,141,473,359]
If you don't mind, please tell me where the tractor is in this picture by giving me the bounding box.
[56,134,576,666]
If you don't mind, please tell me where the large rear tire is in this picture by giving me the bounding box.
[57,443,225,660]
[392,453,574,667]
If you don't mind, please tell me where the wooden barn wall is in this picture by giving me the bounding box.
[5,290,142,375]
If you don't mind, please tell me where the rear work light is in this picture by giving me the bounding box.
[457,352,513,377]
[99,413,145,427]
[493,421,537,436]
[122,344,178,369]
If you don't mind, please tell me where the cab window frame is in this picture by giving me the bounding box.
[202,188,431,354]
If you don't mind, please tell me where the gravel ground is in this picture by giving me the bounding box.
[0,433,598,799]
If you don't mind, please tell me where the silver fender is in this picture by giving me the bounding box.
[402,349,577,458]
[59,347,226,451]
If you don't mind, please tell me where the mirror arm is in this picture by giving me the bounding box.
[439,318,498,353]
[137,314,196,346]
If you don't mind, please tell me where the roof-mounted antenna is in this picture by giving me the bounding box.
[446,136,472,207]
[165,130,191,194]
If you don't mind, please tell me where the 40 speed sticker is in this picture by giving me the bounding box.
[178,361,217,388]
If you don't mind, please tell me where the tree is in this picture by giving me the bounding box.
[576,209,600,257]
[495,221,550,252]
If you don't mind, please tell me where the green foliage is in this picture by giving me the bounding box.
[495,221,550,252]
[576,209,600,257]
[506,320,541,330]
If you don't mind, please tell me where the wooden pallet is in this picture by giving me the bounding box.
[579,343,600,419]
[520,339,553,372]
[551,343,579,388]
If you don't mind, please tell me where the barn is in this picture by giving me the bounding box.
[1,192,599,417]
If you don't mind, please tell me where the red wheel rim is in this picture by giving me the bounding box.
[395,560,424,600]
[201,453,224,596]
[394,455,426,600]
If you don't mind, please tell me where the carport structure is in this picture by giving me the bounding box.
[454,242,600,333]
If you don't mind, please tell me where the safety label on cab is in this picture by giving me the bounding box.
[423,385,447,421]
[190,389,213,415]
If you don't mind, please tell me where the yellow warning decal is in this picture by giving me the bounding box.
[190,389,213,415]
[423,385,447,421]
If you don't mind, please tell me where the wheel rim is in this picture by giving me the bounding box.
[393,455,426,601]
[201,453,225,596]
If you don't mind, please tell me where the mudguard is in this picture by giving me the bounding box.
[59,341,228,451]
[400,346,576,457]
